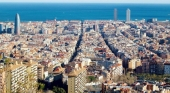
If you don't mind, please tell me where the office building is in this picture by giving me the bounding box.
[94,24,98,31]
[7,28,12,34]
[0,24,3,34]
[114,8,117,21]
[15,13,20,35]
[67,64,86,93]
[147,18,158,23]
[94,21,99,32]
[126,8,131,22]
[5,25,8,33]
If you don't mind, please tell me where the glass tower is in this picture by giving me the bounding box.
[15,13,20,35]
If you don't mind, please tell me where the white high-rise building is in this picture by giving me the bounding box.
[126,8,131,22]
[114,8,117,21]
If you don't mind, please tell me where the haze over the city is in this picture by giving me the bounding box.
[1,0,170,3]
[1,0,170,93]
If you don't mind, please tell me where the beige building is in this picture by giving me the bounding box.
[37,65,44,80]
[67,65,87,93]
[116,58,123,64]
[0,60,38,93]
[142,84,159,93]
[24,60,38,92]
[6,62,27,93]
[160,89,170,93]
[128,58,141,70]
[0,69,6,93]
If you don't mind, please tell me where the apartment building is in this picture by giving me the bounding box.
[0,69,6,93]
[67,65,87,93]
[0,60,38,93]
[24,60,38,92]
[141,58,150,73]
[128,58,141,70]
[37,65,44,80]
[110,63,123,78]
[149,61,164,75]
[164,62,170,74]
[6,61,27,93]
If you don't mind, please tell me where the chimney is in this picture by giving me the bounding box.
[30,60,32,63]
[10,64,13,67]
[20,61,23,65]
[15,61,18,65]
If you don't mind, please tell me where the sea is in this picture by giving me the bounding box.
[0,3,170,21]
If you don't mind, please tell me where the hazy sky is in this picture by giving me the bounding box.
[0,0,170,3]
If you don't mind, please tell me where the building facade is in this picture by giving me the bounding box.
[0,69,6,93]
[128,58,141,70]
[164,62,170,74]
[126,9,131,22]
[6,62,27,93]
[15,13,20,35]
[110,63,123,78]
[0,24,3,34]
[38,65,45,80]
[68,67,86,93]
[149,61,164,75]
[114,8,117,21]
[0,60,37,93]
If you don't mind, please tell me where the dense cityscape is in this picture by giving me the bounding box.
[0,8,170,93]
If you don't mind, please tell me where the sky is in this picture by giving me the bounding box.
[0,0,170,4]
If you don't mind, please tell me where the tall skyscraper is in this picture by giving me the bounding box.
[0,24,3,34]
[15,13,20,35]
[94,21,99,32]
[126,8,131,22]
[114,8,117,21]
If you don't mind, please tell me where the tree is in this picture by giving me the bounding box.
[87,76,96,82]
[4,58,11,93]
[136,73,165,82]
[0,55,2,59]
[115,72,137,85]
[38,83,45,92]
[4,58,11,64]
[165,78,170,83]
[17,73,38,93]
[52,86,66,93]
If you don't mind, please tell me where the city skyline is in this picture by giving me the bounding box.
[0,0,170,4]
[0,0,170,92]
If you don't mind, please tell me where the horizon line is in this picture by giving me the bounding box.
[0,2,170,4]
